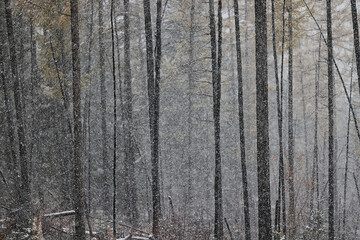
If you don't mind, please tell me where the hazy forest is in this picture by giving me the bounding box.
[1,0,360,239]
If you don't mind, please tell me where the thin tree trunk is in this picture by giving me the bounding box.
[342,52,354,240]
[271,0,284,235]
[98,0,110,215]
[234,0,251,238]
[17,13,26,116]
[287,0,296,238]
[354,174,360,208]
[326,0,335,238]
[255,0,272,239]
[185,0,195,218]
[4,0,31,226]
[153,0,163,237]
[70,0,86,238]
[311,32,321,213]
[300,71,309,182]
[216,0,223,237]
[110,0,117,237]
[85,0,94,236]
[350,0,360,95]
[279,0,286,235]
[123,0,139,226]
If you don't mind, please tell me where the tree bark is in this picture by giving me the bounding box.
[208,0,224,238]
[234,0,251,238]
[185,0,195,218]
[271,0,285,235]
[70,0,86,238]
[279,0,286,235]
[255,0,272,239]
[84,0,94,236]
[98,0,110,215]
[123,0,139,226]
[4,0,31,226]
[110,0,117,237]
[288,0,296,238]
[326,0,335,239]
[142,0,162,237]
[311,32,321,213]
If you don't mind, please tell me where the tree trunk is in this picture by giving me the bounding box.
[354,174,360,208]
[326,0,335,239]
[350,0,360,95]
[234,0,251,238]
[4,0,31,226]
[208,0,224,238]
[279,0,286,235]
[0,33,21,204]
[185,0,195,218]
[84,0,94,236]
[300,71,309,182]
[142,0,161,236]
[342,52,354,240]
[110,0,117,237]
[255,0,272,239]
[123,0,139,226]
[288,0,296,238]
[311,32,321,213]
[271,0,285,235]
[152,0,163,236]
[70,0,86,238]
[98,0,110,216]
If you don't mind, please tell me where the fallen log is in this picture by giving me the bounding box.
[117,236,153,240]
[43,210,75,218]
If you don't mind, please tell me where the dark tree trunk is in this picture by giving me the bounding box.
[255,0,272,239]
[110,0,117,237]
[287,0,296,238]
[208,0,224,238]
[84,0,94,236]
[70,0,86,238]
[350,0,360,95]
[271,0,285,235]
[142,0,158,235]
[1,34,21,203]
[215,0,223,237]
[4,0,31,226]
[98,0,110,215]
[123,0,139,226]
[326,0,335,239]
[152,0,163,236]
[279,0,286,235]
[234,0,251,238]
